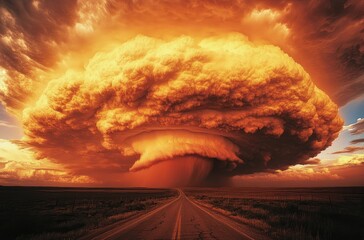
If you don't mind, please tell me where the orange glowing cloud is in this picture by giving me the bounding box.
[1,0,363,114]
[18,34,342,185]
[2,0,360,186]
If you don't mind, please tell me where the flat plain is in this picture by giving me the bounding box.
[0,186,176,240]
[1,186,363,240]
[185,187,364,240]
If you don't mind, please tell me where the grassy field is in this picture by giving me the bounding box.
[185,187,364,240]
[0,186,177,240]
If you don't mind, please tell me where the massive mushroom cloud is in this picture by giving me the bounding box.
[21,34,343,185]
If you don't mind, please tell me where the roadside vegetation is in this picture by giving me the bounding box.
[0,187,177,240]
[185,187,364,240]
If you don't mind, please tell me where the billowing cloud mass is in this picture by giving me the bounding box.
[0,0,351,186]
[1,0,363,114]
[20,34,342,185]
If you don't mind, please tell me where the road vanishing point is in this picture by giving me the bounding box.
[86,189,268,240]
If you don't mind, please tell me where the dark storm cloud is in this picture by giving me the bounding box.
[281,0,364,105]
[332,146,364,154]
[0,0,78,110]
[0,0,78,71]
[351,138,364,144]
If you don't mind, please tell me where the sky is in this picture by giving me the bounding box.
[0,0,363,187]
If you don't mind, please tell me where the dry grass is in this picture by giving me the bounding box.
[0,187,177,240]
[185,187,364,240]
